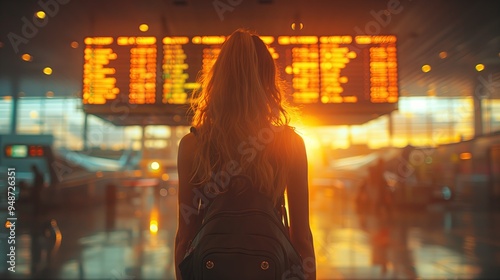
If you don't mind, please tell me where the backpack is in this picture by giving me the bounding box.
[179,175,304,280]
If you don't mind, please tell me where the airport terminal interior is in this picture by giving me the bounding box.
[0,0,499,279]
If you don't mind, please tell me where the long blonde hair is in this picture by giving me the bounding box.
[190,28,295,203]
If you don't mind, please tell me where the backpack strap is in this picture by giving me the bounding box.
[279,194,291,238]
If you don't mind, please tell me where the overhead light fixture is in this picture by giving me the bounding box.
[43,67,53,75]
[291,12,303,31]
[139,24,149,32]
[21,53,32,62]
[35,11,46,19]
[475,63,485,72]
[459,152,472,160]
[421,64,431,73]
[291,22,304,30]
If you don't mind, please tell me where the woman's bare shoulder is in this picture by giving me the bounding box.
[178,132,197,158]
[276,125,305,146]
[180,131,197,146]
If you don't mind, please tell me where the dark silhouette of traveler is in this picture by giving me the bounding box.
[105,183,117,231]
[175,29,316,279]
[31,165,44,214]
[371,223,390,275]
[355,177,370,212]
[30,165,44,276]
[373,158,391,215]
[42,146,59,186]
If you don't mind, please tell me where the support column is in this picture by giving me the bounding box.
[170,126,178,162]
[426,103,433,145]
[388,112,394,147]
[141,125,146,150]
[347,125,352,148]
[10,77,19,135]
[473,95,483,137]
[83,113,89,151]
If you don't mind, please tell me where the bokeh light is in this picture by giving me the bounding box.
[421,64,431,73]
[291,22,304,30]
[21,53,32,62]
[139,24,149,32]
[43,67,53,75]
[35,11,46,19]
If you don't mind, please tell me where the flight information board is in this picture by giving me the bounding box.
[82,35,398,124]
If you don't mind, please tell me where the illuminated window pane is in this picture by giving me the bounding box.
[0,99,12,133]
[145,126,171,138]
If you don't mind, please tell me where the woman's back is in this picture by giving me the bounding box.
[188,124,304,200]
[175,28,316,279]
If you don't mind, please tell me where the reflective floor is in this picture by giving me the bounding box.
[4,184,500,279]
